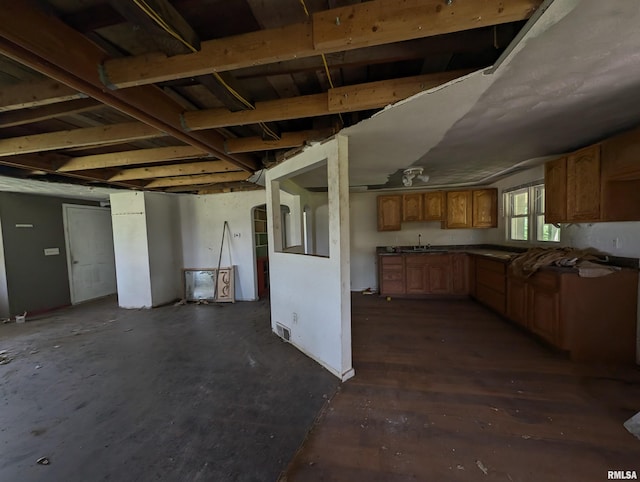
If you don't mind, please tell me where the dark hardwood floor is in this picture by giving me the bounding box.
[282,295,640,482]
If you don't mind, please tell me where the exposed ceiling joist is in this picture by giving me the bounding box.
[0,122,162,156]
[144,171,249,188]
[184,70,469,130]
[0,152,146,189]
[0,79,84,112]
[108,0,201,56]
[109,160,241,181]
[57,145,209,172]
[224,129,335,153]
[101,0,539,88]
[0,1,258,172]
[0,98,102,128]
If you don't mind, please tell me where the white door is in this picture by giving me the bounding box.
[63,204,117,304]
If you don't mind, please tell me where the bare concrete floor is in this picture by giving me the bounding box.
[0,297,339,482]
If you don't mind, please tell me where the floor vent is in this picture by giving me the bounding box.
[276,323,291,342]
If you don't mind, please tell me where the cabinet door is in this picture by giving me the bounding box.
[451,254,469,295]
[567,145,601,221]
[426,255,452,294]
[424,192,444,221]
[405,257,427,294]
[545,157,567,224]
[402,193,424,222]
[445,191,472,228]
[379,256,405,295]
[377,195,402,231]
[528,279,561,346]
[472,189,498,228]
[507,275,528,327]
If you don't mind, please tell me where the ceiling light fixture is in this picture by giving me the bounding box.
[402,167,430,187]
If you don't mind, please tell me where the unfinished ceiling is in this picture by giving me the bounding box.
[0,0,539,194]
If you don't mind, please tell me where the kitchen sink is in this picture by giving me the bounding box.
[400,248,449,253]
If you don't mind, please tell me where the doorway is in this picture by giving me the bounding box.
[253,204,269,299]
[63,204,117,304]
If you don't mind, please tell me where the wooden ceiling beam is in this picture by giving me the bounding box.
[0,79,84,112]
[101,0,539,88]
[0,122,162,157]
[224,129,335,154]
[0,1,258,172]
[0,98,102,128]
[108,0,200,56]
[0,153,146,189]
[144,171,249,188]
[58,145,209,172]
[109,160,241,181]
[184,70,469,130]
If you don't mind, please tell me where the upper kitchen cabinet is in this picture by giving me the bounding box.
[444,191,473,228]
[424,191,444,221]
[377,195,402,231]
[600,127,640,221]
[544,157,567,224]
[545,145,601,223]
[472,189,498,228]
[402,193,424,222]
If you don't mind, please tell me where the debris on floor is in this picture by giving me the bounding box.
[624,412,640,440]
[0,351,12,365]
[36,457,50,465]
[476,459,489,475]
[173,299,186,306]
[361,288,376,295]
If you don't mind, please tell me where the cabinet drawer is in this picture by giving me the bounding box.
[381,256,403,266]
[528,271,559,290]
[382,269,403,281]
[476,257,506,274]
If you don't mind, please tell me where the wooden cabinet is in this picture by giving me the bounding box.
[472,189,498,228]
[378,253,469,297]
[444,191,472,228]
[472,256,507,315]
[377,195,402,231]
[424,191,444,221]
[544,157,567,224]
[451,253,469,295]
[402,193,423,222]
[379,255,405,295]
[545,145,601,223]
[506,268,638,363]
[566,145,601,221]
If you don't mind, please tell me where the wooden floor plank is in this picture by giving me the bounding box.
[282,296,640,482]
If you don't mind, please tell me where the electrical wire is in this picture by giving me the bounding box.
[299,0,343,126]
[132,0,280,141]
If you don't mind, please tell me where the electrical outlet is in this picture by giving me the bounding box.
[613,238,620,249]
[233,232,241,238]
[293,312,298,324]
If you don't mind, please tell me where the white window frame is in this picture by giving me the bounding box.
[504,182,560,244]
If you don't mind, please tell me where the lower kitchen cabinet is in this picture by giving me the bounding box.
[379,253,468,296]
[506,268,638,363]
[472,255,507,315]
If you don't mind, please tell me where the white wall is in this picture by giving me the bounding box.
[178,190,266,301]
[0,217,9,318]
[145,193,182,306]
[349,191,487,291]
[110,192,152,308]
[267,136,353,380]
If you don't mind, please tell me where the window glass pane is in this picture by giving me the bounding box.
[512,191,528,216]
[536,215,560,242]
[534,186,545,212]
[511,217,528,240]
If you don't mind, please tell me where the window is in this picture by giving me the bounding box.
[505,183,560,243]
